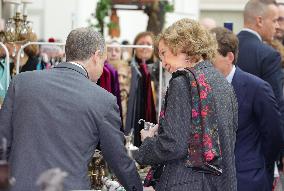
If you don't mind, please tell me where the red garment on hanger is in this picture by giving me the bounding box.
[100,66,112,92]
[140,63,157,123]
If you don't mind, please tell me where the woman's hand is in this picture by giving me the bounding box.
[140,124,158,142]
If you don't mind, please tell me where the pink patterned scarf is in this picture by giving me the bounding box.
[184,67,222,175]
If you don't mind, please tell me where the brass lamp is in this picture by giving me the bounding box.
[0,0,34,43]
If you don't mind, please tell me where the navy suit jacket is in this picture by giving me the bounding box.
[237,30,284,140]
[232,67,283,191]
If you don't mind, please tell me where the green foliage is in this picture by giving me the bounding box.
[89,0,174,34]
[94,0,111,34]
[163,2,174,13]
[95,0,111,23]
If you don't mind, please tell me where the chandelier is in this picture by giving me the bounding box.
[0,0,34,43]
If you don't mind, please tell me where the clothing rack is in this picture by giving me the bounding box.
[158,61,163,115]
[16,42,155,74]
[15,42,162,114]
[107,44,153,49]
[0,43,10,91]
[16,42,65,74]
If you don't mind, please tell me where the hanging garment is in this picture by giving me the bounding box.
[100,65,112,92]
[105,62,123,131]
[20,56,46,73]
[105,62,122,113]
[130,63,157,146]
[140,63,157,124]
[125,62,142,136]
[0,58,9,103]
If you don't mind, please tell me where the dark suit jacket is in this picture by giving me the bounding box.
[232,67,283,191]
[237,30,284,139]
[134,61,238,191]
[0,62,142,191]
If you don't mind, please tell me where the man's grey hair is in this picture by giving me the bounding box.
[65,27,105,62]
[244,0,276,24]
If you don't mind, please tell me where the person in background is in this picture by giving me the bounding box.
[106,39,122,63]
[275,2,284,44]
[133,31,159,109]
[19,33,42,72]
[134,18,238,191]
[6,32,44,76]
[121,40,133,63]
[269,2,284,78]
[264,3,284,182]
[200,17,217,30]
[106,39,131,130]
[0,27,143,191]
[125,32,158,142]
[236,1,284,187]
[133,31,155,64]
[211,26,283,191]
[110,60,132,128]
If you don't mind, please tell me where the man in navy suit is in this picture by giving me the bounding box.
[211,27,283,191]
[236,0,284,187]
[237,0,283,102]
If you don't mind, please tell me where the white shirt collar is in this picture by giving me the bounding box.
[226,65,236,84]
[241,28,262,41]
[68,61,85,71]
[68,61,89,79]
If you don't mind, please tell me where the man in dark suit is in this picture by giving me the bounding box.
[236,0,284,186]
[0,27,143,191]
[237,0,282,94]
[212,27,283,191]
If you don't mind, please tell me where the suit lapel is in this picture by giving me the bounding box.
[232,67,247,109]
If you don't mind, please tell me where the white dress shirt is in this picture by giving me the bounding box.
[226,65,236,84]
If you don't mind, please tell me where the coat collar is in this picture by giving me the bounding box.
[238,30,262,42]
[53,62,89,79]
[193,60,212,70]
[240,28,262,41]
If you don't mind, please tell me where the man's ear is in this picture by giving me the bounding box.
[227,52,235,63]
[256,16,263,28]
[94,50,101,59]
[91,50,101,64]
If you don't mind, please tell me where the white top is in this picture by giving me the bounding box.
[241,28,262,41]
[226,65,236,84]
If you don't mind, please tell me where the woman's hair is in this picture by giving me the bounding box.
[133,31,154,45]
[106,39,120,45]
[133,31,155,61]
[155,18,218,62]
[24,33,39,57]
